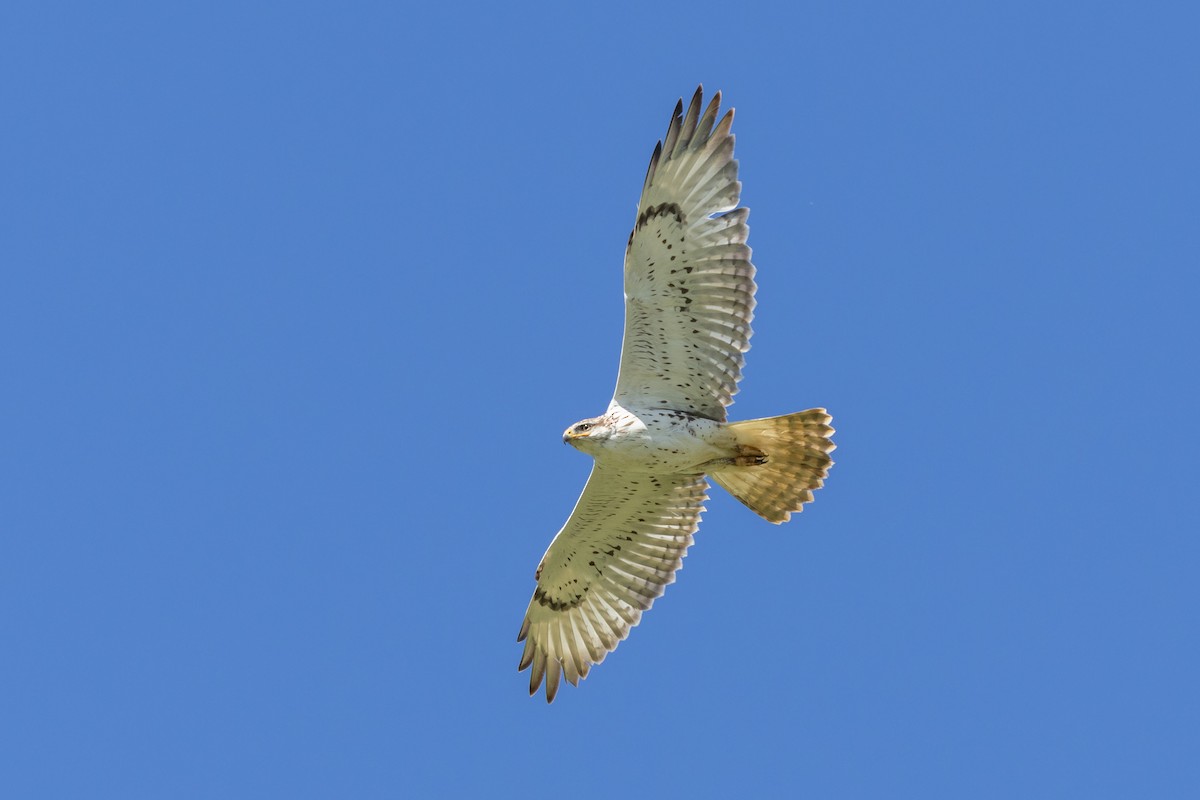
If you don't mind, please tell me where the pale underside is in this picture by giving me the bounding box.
[519,87,758,701]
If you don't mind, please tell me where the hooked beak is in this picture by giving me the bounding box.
[563,429,588,444]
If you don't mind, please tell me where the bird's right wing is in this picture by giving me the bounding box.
[518,465,707,702]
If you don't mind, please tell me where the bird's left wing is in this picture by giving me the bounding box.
[612,86,756,421]
[518,465,707,702]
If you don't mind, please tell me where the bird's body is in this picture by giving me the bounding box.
[565,404,736,474]
[518,88,835,702]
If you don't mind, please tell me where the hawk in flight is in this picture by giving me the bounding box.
[518,87,835,702]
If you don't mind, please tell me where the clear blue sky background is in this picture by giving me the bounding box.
[3,2,1197,797]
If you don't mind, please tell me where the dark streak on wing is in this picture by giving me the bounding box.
[532,584,586,612]
[636,202,685,232]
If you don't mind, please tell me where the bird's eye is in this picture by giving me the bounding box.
[578,423,591,431]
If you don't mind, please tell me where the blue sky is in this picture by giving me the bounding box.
[3,1,1197,796]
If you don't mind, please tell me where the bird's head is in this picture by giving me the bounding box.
[562,415,613,451]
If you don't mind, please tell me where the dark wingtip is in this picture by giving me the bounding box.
[642,139,664,192]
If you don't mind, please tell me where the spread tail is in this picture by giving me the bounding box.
[709,409,835,523]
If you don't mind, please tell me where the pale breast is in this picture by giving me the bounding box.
[601,405,735,473]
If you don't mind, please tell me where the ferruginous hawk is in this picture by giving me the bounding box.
[518,87,835,702]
